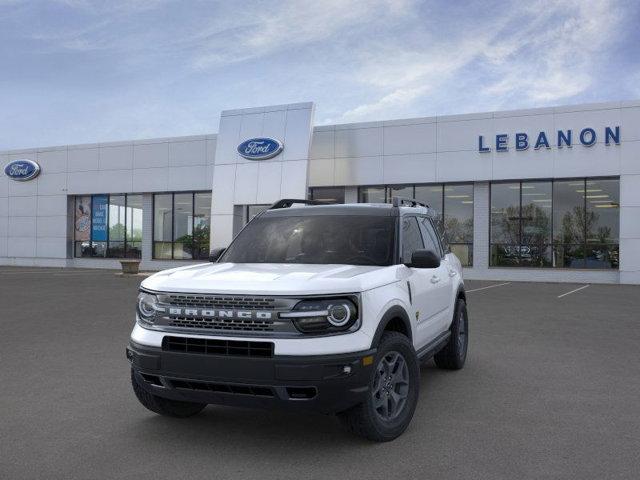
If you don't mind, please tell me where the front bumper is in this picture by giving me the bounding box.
[127,340,376,414]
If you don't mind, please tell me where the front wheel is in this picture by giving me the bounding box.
[338,332,420,442]
[434,298,468,370]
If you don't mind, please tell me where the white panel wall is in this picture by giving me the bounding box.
[1,134,216,270]
[210,102,315,248]
[308,101,638,284]
[2,99,638,282]
[309,103,631,188]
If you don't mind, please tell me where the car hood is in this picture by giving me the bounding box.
[141,262,400,295]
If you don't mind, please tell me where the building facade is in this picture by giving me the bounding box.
[1,100,639,284]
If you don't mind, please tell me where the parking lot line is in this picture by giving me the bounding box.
[557,284,590,298]
[466,282,511,293]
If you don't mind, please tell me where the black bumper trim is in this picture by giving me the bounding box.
[127,341,376,414]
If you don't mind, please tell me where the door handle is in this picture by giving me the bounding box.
[430,275,440,284]
[449,270,457,277]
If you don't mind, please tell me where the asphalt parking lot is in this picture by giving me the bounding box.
[1,267,639,480]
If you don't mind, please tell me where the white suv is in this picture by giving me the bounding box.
[127,198,468,441]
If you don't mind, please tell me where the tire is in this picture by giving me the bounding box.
[434,298,468,370]
[131,369,206,418]
[338,332,419,442]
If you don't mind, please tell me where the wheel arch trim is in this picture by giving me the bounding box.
[371,305,413,347]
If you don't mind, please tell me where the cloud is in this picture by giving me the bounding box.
[0,0,636,149]
[481,0,622,104]
[334,0,627,122]
[190,0,415,70]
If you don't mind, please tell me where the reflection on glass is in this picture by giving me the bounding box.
[586,179,619,244]
[521,181,552,267]
[444,184,473,267]
[108,195,126,257]
[553,180,585,246]
[388,185,413,202]
[310,187,345,204]
[415,185,443,231]
[193,193,212,260]
[491,182,520,245]
[359,187,386,203]
[247,204,270,223]
[74,193,143,259]
[126,194,143,258]
[173,193,193,259]
[490,178,620,269]
[153,194,173,260]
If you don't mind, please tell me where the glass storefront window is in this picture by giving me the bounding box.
[357,183,473,266]
[74,196,92,257]
[173,193,193,260]
[359,186,386,203]
[152,192,212,260]
[309,187,345,203]
[153,194,173,259]
[126,195,143,259]
[194,193,212,261]
[415,185,443,228]
[108,195,126,258]
[245,205,270,224]
[389,185,413,201]
[520,181,552,267]
[73,193,143,259]
[444,184,474,267]
[491,178,619,269]
[491,181,552,267]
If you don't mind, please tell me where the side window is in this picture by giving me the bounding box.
[402,217,424,263]
[419,217,442,257]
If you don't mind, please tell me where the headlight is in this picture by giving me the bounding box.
[137,291,159,325]
[280,297,359,334]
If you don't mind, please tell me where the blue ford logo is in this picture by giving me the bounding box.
[237,137,283,160]
[4,159,41,181]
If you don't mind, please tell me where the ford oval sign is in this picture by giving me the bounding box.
[237,138,283,160]
[4,159,41,181]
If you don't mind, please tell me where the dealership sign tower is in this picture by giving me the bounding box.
[210,103,315,248]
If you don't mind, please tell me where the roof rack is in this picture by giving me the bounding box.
[391,196,429,208]
[268,199,325,210]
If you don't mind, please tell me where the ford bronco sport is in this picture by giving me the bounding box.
[127,197,468,441]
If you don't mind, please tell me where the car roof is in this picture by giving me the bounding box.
[261,202,432,217]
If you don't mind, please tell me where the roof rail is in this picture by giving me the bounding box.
[268,198,324,210]
[391,196,429,208]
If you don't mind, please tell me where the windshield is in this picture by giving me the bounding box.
[220,215,396,266]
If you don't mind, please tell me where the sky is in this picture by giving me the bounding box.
[1,0,639,150]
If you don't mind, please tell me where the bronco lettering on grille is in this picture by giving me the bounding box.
[166,308,273,320]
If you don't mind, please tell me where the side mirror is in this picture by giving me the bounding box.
[209,247,226,263]
[406,249,440,269]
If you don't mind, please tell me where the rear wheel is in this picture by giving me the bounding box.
[434,299,468,370]
[131,369,206,418]
[338,332,419,442]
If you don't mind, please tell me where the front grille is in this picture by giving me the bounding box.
[152,293,300,336]
[167,316,275,332]
[169,379,274,397]
[163,336,274,358]
[162,294,277,310]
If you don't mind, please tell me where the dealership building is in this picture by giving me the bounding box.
[1,100,639,284]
